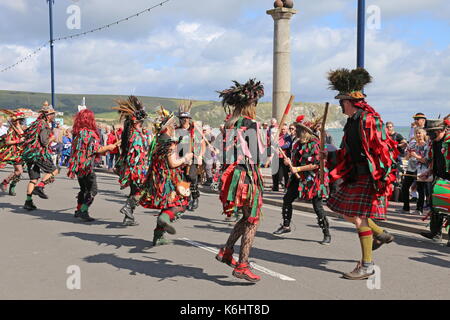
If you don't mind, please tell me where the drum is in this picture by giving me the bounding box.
[432,179,450,213]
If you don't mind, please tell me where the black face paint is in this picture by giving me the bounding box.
[428,131,437,140]
[339,100,345,114]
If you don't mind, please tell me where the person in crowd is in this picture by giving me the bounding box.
[202,124,217,186]
[271,123,292,191]
[53,122,64,168]
[399,128,431,215]
[0,118,8,137]
[107,128,119,171]
[61,128,72,167]
[387,121,407,159]
[409,113,427,141]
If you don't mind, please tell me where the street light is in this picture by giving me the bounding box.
[47,0,55,108]
[357,0,365,68]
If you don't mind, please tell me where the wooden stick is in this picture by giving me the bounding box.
[278,147,300,179]
[320,102,329,185]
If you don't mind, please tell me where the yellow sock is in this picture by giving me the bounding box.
[358,227,373,264]
[368,218,384,236]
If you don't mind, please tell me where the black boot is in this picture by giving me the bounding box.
[123,216,139,226]
[192,198,199,210]
[32,186,48,199]
[187,198,194,211]
[9,184,16,196]
[79,211,95,222]
[120,198,136,221]
[24,200,37,211]
[318,216,331,245]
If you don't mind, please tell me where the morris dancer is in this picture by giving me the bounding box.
[113,96,149,226]
[176,103,205,212]
[326,68,398,280]
[273,115,331,244]
[22,102,59,210]
[215,79,265,282]
[140,108,193,246]
[0,110,26,196]
[67,109,120,222]
[419,117,450,246]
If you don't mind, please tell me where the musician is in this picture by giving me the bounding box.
[419,118,450,245]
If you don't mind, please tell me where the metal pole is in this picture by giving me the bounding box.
[357,0,365,68]
[48,0,55,107]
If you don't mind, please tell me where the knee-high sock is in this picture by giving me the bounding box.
[358,227,373,264]
[367,218,384,236]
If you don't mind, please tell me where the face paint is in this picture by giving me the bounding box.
[339,100,345,114]
[428,131,437,140]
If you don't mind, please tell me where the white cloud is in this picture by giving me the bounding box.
[0,1,449,125]
[0,0,27,13]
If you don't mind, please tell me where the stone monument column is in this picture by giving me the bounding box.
[267,4,297,122]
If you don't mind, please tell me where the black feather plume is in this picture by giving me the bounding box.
[217,79,264,109]
[328,67,372,94]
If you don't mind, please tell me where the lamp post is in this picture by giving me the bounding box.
[357,0,365,68]
[47,0,56,108]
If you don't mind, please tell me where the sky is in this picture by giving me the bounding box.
[0,0,449,125]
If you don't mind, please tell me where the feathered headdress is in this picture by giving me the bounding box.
[40,101,55,114]
[153,106,176,134]
[294,114,318,137]
[177,101,193,119]
[217,79,264,114]
[113,95,148,122]
[0,109,25,121]
[327,68,372,100]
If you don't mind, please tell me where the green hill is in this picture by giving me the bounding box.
[0,90,346,128]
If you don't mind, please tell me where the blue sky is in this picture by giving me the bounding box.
[0,0,449,125]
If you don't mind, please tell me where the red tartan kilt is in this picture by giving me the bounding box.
[327,174,387,220]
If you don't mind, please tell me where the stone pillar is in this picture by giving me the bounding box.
[267,7,297,122]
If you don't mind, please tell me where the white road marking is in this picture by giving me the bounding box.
[179,237,296,282]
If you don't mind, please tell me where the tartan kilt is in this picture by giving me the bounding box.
[327,174,387,220]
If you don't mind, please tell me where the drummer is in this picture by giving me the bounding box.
[419,118,450,246]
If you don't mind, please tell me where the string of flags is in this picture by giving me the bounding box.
[0,0,171,74]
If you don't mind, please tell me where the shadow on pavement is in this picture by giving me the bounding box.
[409,251,450,268]
[83,253,253,286]
[3,203,125,228]
[175,239,354,276]
[61,232,154,253]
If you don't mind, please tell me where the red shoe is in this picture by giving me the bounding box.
[0,181,8,192]
[215,248,237,267]
[232,263,261,282]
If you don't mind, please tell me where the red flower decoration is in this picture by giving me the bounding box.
[296,115,305,123]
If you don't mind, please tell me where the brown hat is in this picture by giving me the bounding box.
[40,101,55,114]
[425,119,446,131]
[413,113,427,120]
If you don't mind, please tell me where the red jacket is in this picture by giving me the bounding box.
[107,132,119,154]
